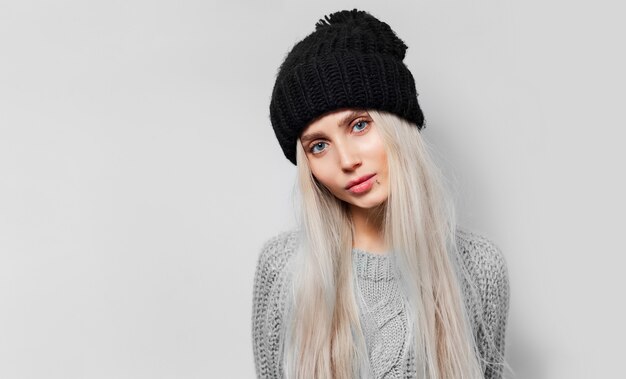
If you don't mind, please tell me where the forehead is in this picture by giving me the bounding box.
[302,108,368,136]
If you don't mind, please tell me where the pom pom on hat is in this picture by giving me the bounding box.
[314,9,408,60]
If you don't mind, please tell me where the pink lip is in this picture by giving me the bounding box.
[346,174,376,194]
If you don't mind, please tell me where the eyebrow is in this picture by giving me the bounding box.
[300,110,368,144]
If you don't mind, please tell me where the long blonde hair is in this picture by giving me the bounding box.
[280,109,504,378]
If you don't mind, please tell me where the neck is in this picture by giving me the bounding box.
[349,202,388,254]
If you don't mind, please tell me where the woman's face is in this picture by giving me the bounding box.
[300,108,389,210]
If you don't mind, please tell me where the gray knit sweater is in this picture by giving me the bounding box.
[251,228,510,378]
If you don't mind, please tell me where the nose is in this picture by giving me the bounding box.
[337,141,361,171]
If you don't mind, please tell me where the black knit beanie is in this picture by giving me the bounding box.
[269,8,425,166]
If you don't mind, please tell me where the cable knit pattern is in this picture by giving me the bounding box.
[353,248,408,378]
[251,228,509,378]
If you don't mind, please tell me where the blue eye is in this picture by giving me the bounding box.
[310,142,327,154]
[353,120,369,132]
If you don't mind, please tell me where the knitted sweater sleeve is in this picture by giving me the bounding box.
[484,240,510,379]
[457,230,511,379]
[251,231,295,379]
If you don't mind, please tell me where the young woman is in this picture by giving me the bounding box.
[252,9,511,379]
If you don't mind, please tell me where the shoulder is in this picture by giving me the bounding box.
[455,227,509,287]
[255,228,300,275]
[454,227,510,322]
[253,228,301,303]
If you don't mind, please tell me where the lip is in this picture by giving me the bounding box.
[345,173,376,190]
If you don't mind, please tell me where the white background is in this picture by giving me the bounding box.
[1,1,624,378]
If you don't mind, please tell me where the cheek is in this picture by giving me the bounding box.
[364,130,387,159]
[381,151,389,171]
[310,166,335,189]
[373,142,388,168]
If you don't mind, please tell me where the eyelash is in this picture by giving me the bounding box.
[308,119,370,155]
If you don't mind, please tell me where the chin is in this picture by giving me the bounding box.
[350,195,388,210]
